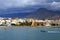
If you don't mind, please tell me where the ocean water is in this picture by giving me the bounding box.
[0,26,60,40]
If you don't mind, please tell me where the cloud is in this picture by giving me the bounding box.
[0,0,48,8]
[0,0,60,10]
[50,1,60,10]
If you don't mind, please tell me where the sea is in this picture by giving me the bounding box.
[0,26,60,40]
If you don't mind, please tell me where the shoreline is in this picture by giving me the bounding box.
[0,26,60,28]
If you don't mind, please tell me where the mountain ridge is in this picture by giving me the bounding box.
[25,8,60,19]
[0,8,60,19]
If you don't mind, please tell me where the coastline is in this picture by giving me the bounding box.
[0,26,60,28]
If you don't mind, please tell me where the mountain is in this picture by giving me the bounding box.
[0,8,60,19]
[25,8,60,19]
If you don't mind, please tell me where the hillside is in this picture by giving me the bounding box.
[0,8,60,19]
[25,8,60,19]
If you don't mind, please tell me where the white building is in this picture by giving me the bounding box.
[18,19,26,23]
[0,20,6,25]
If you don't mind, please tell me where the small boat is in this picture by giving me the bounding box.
[40,30,47,32]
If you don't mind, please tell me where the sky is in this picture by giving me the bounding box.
[0,0,60,10]
[0,0,60,15]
